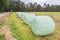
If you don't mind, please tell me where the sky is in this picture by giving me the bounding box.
[20,0,60,6]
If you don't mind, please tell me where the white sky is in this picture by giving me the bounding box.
[20,0,45,4]
[20,0,60,6]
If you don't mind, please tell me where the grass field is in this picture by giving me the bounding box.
[0,12,60,40]
[0,35,6,40]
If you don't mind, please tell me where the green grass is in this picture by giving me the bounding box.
[0,35,6,40]
[0,20,5,29]
[5,12,60,40]
[8,12,35,40]
[0,20,4,25]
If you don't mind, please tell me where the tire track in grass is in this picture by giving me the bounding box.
[0,12,17,40]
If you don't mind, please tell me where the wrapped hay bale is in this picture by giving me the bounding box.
[23,14,35,25]
[16,12,27,19]
[16,12,35,25]
[29,16,55,36]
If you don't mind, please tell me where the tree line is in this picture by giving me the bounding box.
[0,0,60,12]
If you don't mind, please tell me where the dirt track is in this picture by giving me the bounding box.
[0,12,10,19]
[0,12,17,40]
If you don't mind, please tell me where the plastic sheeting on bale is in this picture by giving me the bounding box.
[29,16,55,36]
[16,12,35,25]
[16,12,27,19]
[23,14,35,25]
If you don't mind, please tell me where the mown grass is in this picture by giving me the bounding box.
[7,12,60,40]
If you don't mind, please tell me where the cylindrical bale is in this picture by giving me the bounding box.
[16,12,27,19]
[23,13,35,25]
[16,12,35,25]
[29,16,55,36]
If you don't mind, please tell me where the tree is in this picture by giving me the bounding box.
[8,0,26,11]
[43,3,47,11]
[46,4,51,11]
[36,4,42,11]
[43,3,51,11]
[50,5,57,11]
[56,5,60,11]
[8,0,17,11]
[0,0,7,12]
[26,2,38,11]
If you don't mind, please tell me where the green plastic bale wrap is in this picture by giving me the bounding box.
[16,12,27,19]
[29,16,55,36]
[23,14,35,25]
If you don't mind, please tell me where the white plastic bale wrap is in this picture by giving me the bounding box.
[16,12,27,19]
[16,12,22,18]
[29,16,55,36]
[23,14,35,25]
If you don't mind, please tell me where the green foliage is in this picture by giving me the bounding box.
[22,22,29,26]
[0,0,8,12]
[0,0,60,12]
[0,35,6,40]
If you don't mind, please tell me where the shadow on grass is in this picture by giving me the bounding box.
[22,22,29,26]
